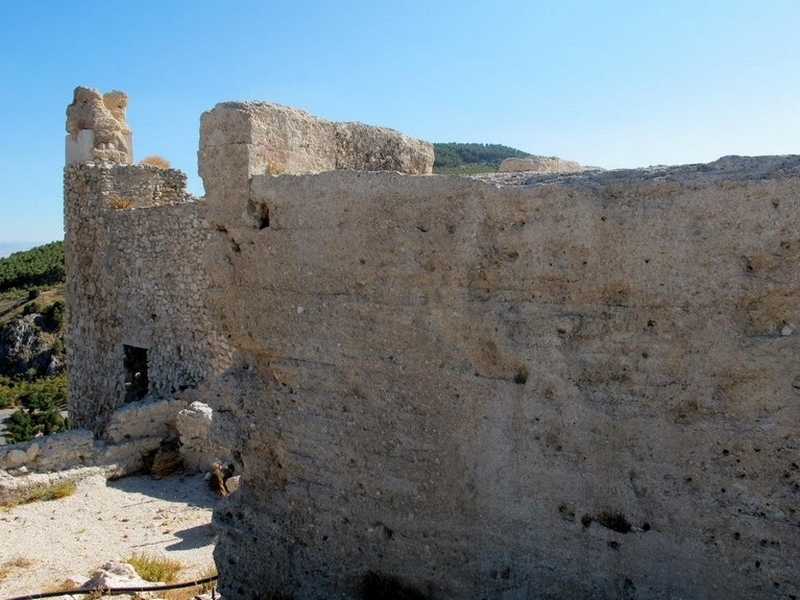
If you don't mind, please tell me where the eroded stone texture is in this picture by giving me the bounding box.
[66,86,132,164]
[499,155,582,173]
[64,163,232,435]
[208,160,800,599]
[197,102,433,224]
[176,401,231,471]
[64,93,800,598]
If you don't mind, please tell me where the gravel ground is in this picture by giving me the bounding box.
[0,471,217,598]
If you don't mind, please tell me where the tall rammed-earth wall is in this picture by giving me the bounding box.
[65,97,799,599]
[205,159,800,598]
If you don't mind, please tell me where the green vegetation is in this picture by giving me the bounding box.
[3,376,67,442]
[0,242,68,444]
[0,241,64,294]
[433,142,532,174]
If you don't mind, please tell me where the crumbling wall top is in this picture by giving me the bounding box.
[66,86,133,165]
[197,101,434,202]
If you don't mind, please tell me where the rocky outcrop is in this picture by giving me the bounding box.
[0,313,64,377]
[498,155,582,173]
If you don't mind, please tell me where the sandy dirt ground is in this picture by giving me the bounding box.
[0,472,217,598]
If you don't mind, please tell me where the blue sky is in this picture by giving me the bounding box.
[1,1,799,253]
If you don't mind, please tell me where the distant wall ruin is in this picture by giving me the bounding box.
[64,94,800,599]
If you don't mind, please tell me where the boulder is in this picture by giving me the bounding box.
[176,400,231,472]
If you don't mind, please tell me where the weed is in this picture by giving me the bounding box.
[36,480,77,502]
[127,552,183,583]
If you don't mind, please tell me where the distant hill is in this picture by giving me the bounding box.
[0,241,64,294]
[433,143,532,174]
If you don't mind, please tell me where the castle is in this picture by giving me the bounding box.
[63,88,799,599]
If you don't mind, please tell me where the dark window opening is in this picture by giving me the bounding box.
[123,344,149,403]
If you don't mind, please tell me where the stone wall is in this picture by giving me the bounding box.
[206,159,800,599]
[64,163,232,435]
[63,95,800,598]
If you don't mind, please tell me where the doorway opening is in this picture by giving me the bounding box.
[123,344,149,403]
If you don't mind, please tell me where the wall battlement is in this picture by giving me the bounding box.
[64,92,800,599]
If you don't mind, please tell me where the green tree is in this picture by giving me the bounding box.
[5,409,35,444]
[432,143,533,174]
[0,241,65,294]
[4,398,66,444]
[42,300,66,332]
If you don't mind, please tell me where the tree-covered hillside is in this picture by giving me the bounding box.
[433,143,532,174]
[0,241,65,293]
[0,241,67,442]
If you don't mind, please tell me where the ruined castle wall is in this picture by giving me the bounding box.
[65,164,231,435]
[207,161,800,599]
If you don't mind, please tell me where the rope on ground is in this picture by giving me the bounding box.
[4,574,218,600]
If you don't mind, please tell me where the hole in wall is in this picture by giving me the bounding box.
[357,571,426,600]
[248,200,270,230]
[123,344,149,403]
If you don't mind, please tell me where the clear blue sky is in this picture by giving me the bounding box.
[1,1,798,253]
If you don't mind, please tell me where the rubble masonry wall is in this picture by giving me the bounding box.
[64,163,232,435]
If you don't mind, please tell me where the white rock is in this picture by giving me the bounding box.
[498,156,582,173]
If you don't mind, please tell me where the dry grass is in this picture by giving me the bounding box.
[139,155,171,169]
[0,555,35,580]
[266,162,283,176]
[108,195,133,210]
[162,564,218,600]
[127,552,183,583]
[1,479,77,509]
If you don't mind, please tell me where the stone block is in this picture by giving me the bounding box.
[104,397,187,443]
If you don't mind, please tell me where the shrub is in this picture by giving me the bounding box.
[21,300,41,316]
[4,409,34,444]
[4,393,66,443]
[139,155,171,169]
[42,300,66,332]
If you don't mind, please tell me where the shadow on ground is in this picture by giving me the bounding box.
[107,472,220,510]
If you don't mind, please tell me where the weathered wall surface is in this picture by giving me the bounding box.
[207,159,800,599]
[64,94,799,598]
[198,102,434,226]
[64,164,232,434]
